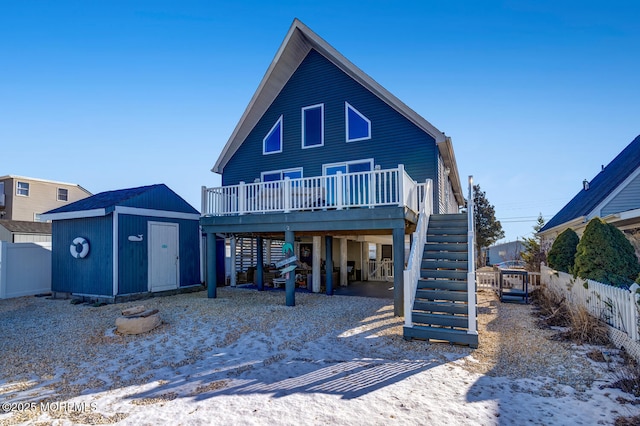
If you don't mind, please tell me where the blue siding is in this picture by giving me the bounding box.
[223,49,437,186]
[118,215,201,294]
[51,216,113,296]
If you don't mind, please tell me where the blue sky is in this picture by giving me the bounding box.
[2,1,639,242]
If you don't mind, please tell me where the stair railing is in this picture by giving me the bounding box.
[403,179,433,327]
[467,176,478,336]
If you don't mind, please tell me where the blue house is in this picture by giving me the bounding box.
[201,19,478,346]
[42,184,201,302]
[539,134,640,253]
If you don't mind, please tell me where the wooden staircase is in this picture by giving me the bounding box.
[403,213,478,347]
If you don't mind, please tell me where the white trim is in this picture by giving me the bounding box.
[345,102,371,142]
[114,206,200,220]
[39,208,107,221]
[588,165,640,220]
[113,210,119,296]
[0,174,88,189]
[260,167,303,182]
[263,115,283,155]
[301,103,324,149]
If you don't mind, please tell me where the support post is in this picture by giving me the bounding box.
[340,238,348,286]
[265,239,272,266]
[230,236,237,287]
[285,230,295,306]
[312,235,321,293]
[325,235,333,295]
[392,228,404,316]
[256,237,264,291]
[336,171,343,210]
[207,232,217,298]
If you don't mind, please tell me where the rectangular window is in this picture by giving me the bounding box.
[322,159,373,175]
[57,188,68,201]
[261,167,303,182]
[302,104,324,148]
[0,182,4,206]
[16,181,29,196]
[263,115,283,155]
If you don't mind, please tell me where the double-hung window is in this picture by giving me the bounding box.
[345,102,371,142]
[16,181,29,196]
[263,115,283,154]
[302,104,324,148]
[57,188,69,201]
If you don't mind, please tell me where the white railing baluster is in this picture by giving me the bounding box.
[467,175,478,336]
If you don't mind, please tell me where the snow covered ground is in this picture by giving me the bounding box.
[1,288,639,425]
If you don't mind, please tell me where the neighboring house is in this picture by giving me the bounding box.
[41,184,201,302]
[0,175,91,222]
[201,20,477,346]
[539,134,640,256]
[0,220,52,243]
[484,240,524,266]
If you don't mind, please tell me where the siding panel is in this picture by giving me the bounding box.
[223,50,437,187]
[118,215,201,294]
[51,216,113,296]
[602,173,640,216]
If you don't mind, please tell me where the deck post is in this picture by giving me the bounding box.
[336,172,344,210]
[230,236,237,287]
[285,230,295,306]
[256,237,264,291]
[312,235,321,292]
[325,235,333,295]
[207,232,217,298]
[392,227,404,316]
[340,238,348,286]
[238,181,246,215]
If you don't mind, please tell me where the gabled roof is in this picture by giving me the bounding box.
[540,134,640,233]
[0,220,51,234]
[212,19,462,202]
[42,184,199,221]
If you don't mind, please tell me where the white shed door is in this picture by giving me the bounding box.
[149,222,179,292]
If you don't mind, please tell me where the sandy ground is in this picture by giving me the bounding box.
[1,288,639,425]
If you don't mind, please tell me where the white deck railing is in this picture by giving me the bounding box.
[367,259,394,281]
[403,179,433,327]
[201,165,421,216]
[467,176,478,336]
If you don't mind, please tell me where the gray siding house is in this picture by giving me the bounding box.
[539,134,640,255]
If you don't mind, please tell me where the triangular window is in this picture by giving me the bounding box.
[345,102,371,142]
[263,115,283,154]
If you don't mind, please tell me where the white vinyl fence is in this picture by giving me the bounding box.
[0,241,51,299]
[541,265,640,360]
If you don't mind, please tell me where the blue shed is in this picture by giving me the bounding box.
[42,184,201,301]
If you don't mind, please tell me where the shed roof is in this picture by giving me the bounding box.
[212,19,464,205]
[42,184,199,221]
[0,220,52,234]
[540,134,640,233]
